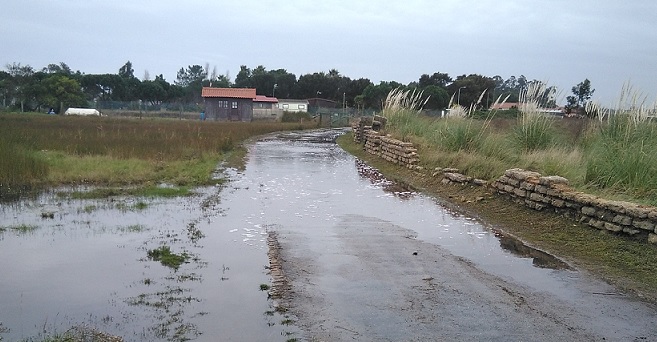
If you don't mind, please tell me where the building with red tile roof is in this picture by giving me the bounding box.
[201,87,256,121]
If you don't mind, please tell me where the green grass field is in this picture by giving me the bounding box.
[0,112,314,199]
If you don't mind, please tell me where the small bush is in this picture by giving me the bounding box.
[281,111,312,122]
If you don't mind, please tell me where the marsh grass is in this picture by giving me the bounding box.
[0,113,314,199]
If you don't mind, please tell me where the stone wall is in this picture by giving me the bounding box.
[353,117,419,169]
[362,130,420,169]
[492,168,657,243]
[350,119,657,244]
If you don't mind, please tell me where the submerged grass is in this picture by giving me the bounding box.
[0,224,39,234]
[147,245,190,269]
[64,185,192,200]
[0,113,315,199]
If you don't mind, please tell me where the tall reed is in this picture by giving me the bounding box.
[584,84,657,196]
[511,82,558,151]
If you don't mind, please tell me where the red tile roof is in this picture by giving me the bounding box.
[490,102,519,110]
[254,95,278,103]
[201,87,256,99]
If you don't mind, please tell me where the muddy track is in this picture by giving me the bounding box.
[267,214,656,341]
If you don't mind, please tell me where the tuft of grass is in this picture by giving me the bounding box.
[583,84,657,202]
[118,224,147,233]
[81,205,97,213]
[259,283,271,291]
[511,83,558,151]
[147,245,190,269]
[3,224,39,234]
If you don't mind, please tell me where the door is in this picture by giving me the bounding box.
[230,101,240,121]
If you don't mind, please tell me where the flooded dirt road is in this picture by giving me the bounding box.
[1,128,656,341]
[249,129,657,341]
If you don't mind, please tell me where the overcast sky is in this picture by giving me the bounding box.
[2,0,655,105]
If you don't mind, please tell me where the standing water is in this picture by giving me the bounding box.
[0,128,653,341]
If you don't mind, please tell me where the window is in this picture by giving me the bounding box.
[231,101,238,109]
[282,104,289,109]
[299,104,306,109]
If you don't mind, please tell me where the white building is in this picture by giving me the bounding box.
[277,99,309,113]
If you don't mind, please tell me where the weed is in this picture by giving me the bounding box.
[259,283,271,291]
[186,223,204,243]
[147,245,190,269]
[81,205,97,213]
[281,318,294,325]
[40,212,55,219]
[118,224,146,233]
[5,224,39,234]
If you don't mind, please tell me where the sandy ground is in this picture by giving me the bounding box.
[269,214,657,341]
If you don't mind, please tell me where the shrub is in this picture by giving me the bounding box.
[281,111,312,122]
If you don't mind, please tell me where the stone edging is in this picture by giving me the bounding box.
[491,168,657,243]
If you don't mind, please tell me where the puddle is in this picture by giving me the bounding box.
[0,185,296,341]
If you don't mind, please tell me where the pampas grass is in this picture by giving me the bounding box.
[511,82,558,151]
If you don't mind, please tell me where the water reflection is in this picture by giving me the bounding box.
[355,159,415,200]
[494,230,571,270]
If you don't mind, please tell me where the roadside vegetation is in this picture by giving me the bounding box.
[377,84,657,206]
[0,113,314,200]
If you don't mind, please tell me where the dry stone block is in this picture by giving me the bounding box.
[505,168,541,181]
[633,220,655,231]
[539,175,569,186]
[612,215,632,226]
[649,234,657,244]
[589,219,605,230]
[551,199,565,208]
[535,185,548,194]
[604,222,622,232]
[649,210,657,220]
[525,200,545,210]
[625,206,650,219]
[581,206,597,216]
[513,188,527,198]
[622,227,641,235]
[520,181,536,191]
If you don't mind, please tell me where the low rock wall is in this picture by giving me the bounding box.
[350,119,657,244]
[492,168,657,243]
[362,130,420,169]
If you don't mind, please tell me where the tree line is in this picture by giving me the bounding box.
[0,60,592,114]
